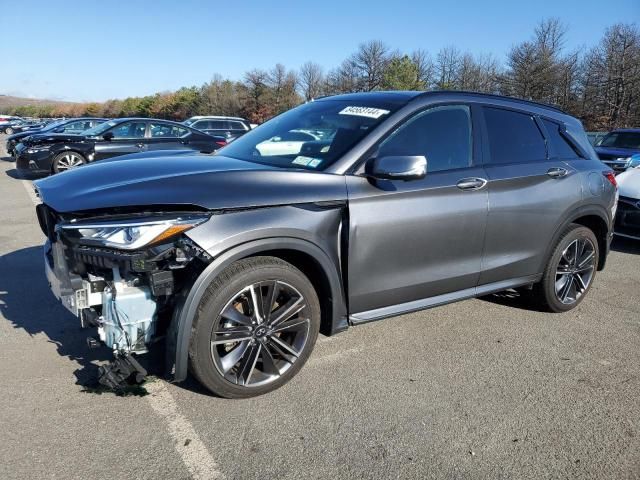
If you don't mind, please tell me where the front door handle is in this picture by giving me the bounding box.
[547,167,569,178]
[457,177,488,190]
[136,143,145,149]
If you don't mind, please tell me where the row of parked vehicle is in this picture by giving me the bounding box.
[3,115,255,174]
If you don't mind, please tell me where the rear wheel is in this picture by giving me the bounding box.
[532,224,599,312]
[5,127,14,135]
[52,151,85,173]
[189,256,321,398]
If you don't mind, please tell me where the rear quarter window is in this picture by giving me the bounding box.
[483,107,547,164]
[541,119,581,159]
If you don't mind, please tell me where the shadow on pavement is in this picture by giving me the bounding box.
[0,246,113,388]
[4,168,47,181]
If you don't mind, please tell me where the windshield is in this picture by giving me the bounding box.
[219,100,400,170]
[599,131,640,149]
[82,120,119,136]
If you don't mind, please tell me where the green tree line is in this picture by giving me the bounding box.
[6,19,639,131]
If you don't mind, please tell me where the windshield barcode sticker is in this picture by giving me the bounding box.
[339,106,390,119]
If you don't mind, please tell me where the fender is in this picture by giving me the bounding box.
[168,237,348,382]
[542,203,612,273]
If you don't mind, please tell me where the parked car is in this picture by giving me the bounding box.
[34,91,616,398]
[16,118,223,174]
[6,118,106,156]
[1,119,28,134]
[8,120,48,134]
[614,168,640,240]
[594,128,640,173]
[184,116,251,140]
[0,115,22,127]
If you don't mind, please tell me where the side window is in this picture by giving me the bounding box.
[149,123,173,137]
[109,121,147,139]
[229,121,247,131]
[542,119,581,159]
[377,105,472,173]
[193,120,210,130]
[172,126,190,137]
[209,120,226,130]
[63,121,88,132]
[483,107,546,164]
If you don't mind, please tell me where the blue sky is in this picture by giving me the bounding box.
[1,0,638,102]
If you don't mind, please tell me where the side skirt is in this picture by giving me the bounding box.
[349,274,542,325]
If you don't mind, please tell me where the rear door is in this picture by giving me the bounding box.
[147,122,192,151]
[478,106,583,285]
[93,120,148,160]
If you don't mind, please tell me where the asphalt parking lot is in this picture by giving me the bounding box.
[0,133,638,480]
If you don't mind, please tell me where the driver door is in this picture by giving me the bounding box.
[347,104,489,318]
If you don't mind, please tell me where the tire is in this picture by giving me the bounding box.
[189,256,321,398]
[52,151,85,174]
[532,224,599,312]
[5,127,13,135]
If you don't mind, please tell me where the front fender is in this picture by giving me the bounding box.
[168,235,347,383]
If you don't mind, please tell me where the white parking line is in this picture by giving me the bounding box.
[17,169,224,480]
[145,381,225,480]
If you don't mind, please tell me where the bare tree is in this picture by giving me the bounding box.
[299,61,325,100]
[436,46,461,89]
[351,40,390,91]
[411,49,435,89]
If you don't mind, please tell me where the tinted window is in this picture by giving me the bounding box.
[149,122,189,138]
[109,121,147,139]
[193,120,210,130]
[229,121,247,131]
[377,105,472,173]
[483,107,546,164]
[599,131,640,149]
[542,119,580,159]
[64,121,92,132]
[210,120,227,129]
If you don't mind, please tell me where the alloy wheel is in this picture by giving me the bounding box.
[554,237,596,305]
[210,280,311,387]
[56,153,84,171]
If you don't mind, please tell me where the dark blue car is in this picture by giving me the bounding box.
[595,128,640,173]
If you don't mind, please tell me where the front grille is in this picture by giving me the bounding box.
[615,196,640,238]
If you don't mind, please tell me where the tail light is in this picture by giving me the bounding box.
[603,171,617,188]
[215,140,227,147]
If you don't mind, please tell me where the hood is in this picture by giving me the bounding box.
[617,169,640,200]
[35,154,347,214]
[595,146,640,160]
[24,133,86,145]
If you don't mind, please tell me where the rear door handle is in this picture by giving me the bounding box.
[136,143,145,149]
[457,177,488,190]
[547,167,569,178]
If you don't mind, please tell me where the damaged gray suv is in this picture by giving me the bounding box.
[35,91,618,398]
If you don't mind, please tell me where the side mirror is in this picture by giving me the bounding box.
[102,131,114,141]
[366,155,427,181]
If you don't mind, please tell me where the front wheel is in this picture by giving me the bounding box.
[189,256,321,398]
[5,127,14,135]
[532,224,599,312]
[52,151,85,173]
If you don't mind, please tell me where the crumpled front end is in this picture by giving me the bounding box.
[37,203,212,389]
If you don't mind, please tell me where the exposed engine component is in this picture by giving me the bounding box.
[99,269,157,353]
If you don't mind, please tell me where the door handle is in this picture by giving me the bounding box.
[136,143,145,149]
[456,177,488,190]
[547,167,569,178]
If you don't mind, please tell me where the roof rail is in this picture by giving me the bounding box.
[421,90,565,113]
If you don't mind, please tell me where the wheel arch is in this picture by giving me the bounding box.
[169,237,348,383]
[50,148,87,173]
[545,205,612,272]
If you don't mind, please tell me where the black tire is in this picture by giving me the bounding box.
[532,224,599,312]
[189,256,321,398]
[52,151,86,174]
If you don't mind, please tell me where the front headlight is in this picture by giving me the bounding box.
[26,145,51,153]
[59,215,209,250]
